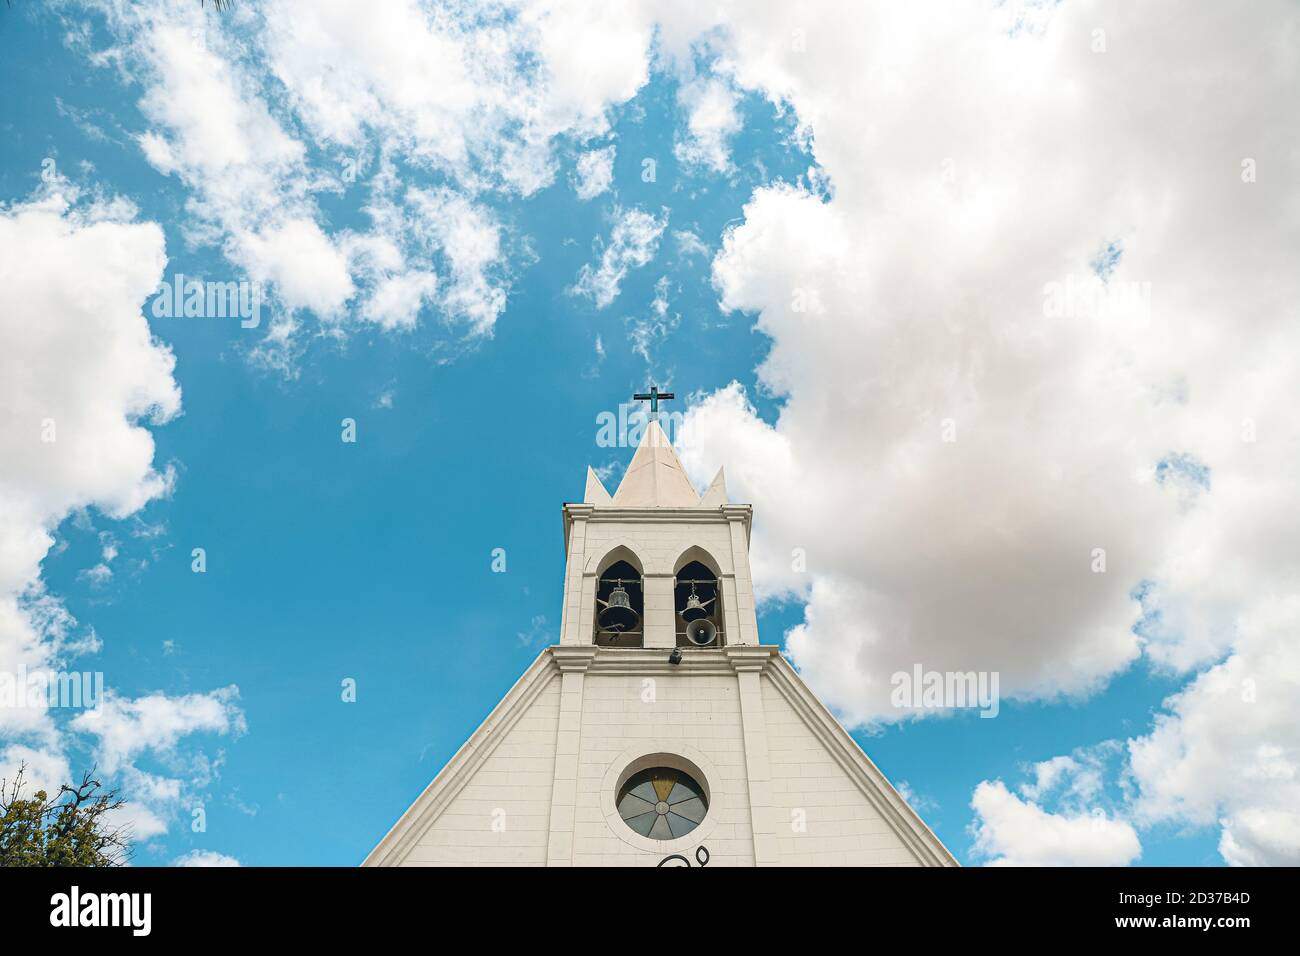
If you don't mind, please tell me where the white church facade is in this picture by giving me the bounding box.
[366,403,955,867]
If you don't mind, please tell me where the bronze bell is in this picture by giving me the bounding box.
[598,583,639,632]
[680,584,714,623]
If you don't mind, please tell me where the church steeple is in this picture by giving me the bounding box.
[366,387,956,868]
[610,419,701,507]
[563,391,755,649]
[587,385,727,509]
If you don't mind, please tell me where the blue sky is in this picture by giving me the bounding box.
[2,2,1296,868]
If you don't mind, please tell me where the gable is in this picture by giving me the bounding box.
[762,658,956,866]
[365,652,560,866]
[365,646,955,867]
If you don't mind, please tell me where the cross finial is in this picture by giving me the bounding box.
[633,384,675,419]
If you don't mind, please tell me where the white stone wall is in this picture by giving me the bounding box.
[582,519,739,576]
[400,675,561,866]
[570,671,756,866]
[376,650,949,867]
[761,678,922,866]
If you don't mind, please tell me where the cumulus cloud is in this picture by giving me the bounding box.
[71,687,246,775]
[71,690,246,843]
[573,145,616,200]
[361,271,439,332]
[1127,596,1300,866]
[173,849,241,867]
[680,2,1299,709]
[263,0,653,193]
[970,745,1140,866]
[971,780,1141,867]
[70,0,672,351]
[50,0,1298,865]
[0,182,246,848]
[670,1,1300,863]
[235,217,355,320]
[405,187,509,333]
[0,185,179,750]
[109,766,183,840]
[571,206,667,308]
[0,744,73,799]
[674,76,742,173]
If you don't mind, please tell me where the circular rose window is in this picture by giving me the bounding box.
[616,767,708,840]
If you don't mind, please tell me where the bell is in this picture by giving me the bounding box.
[679,584,714,623]
[597,583,639,632]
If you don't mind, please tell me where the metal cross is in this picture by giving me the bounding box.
[633,385,675,419]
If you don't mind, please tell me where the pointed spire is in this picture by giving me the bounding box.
[584,466,613,504]
[699,467,728,507]
[611,419,701,507]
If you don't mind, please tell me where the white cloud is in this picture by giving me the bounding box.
[571,206,667,308]
[71,686,246,774]
[361,271,438,331]
[574,145,616,200]
[673,229,709,259]
[89,2,360,336]
[263,0,654,195]
[70,0,672,351]
[585,334,607,379]
[629,275,678,367]
[0,744,73,798]
[112,802,171,842]
[1018,744,1119,807]
[235,218,355,320]
[1219,812,1300,868]
[1127,595,1300,865]
[1021,755,1091,804]
[971,780,1141,867]
[677,7,1299,699]
[173,849,241,867]
[79,563,114,587]
[49,0,1300,864]
[674,76,742,173]
[110,766,183,840]
[672,1,1300,865]
[893,779,936,814]
[0,186,179,751]
[405,187,508,334]
[0,183,242,849]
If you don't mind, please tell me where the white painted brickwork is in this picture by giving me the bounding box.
[401,674,561,866]
[561,508,760,648]
[761,678,921,866]
[571,671,755,867]
[377,651,951,867]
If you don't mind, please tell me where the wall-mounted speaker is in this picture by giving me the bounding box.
[685,618,718,646]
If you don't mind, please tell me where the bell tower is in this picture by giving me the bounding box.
[560,397,759,652]
[365,388,955,867]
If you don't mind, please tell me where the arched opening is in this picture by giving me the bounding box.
[674,559,723,648]
[595,559,643,647]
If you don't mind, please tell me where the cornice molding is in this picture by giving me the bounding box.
[564,502,751,523]
[586,645,737,676]
[723,645,777,674]
[551,646,599,673]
